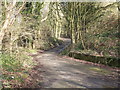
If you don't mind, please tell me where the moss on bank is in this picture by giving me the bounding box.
[68,51,119,67]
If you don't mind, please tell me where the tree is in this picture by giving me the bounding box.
[0,0,26,53]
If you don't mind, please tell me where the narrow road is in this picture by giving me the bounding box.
[36,38,119,88]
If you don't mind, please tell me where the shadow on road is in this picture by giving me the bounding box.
[34,38,119,88]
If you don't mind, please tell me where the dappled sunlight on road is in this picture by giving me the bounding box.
[34,39,119,88]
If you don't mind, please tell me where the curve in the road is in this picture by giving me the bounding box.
[35,38,119,88]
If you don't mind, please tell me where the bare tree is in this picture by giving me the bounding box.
[0,0,26,53]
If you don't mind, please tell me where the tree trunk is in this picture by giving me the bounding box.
[0,1,25,53]
[0,13,10,52]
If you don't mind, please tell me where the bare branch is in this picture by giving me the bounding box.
[15,1,26,16]
[4,0,8,9]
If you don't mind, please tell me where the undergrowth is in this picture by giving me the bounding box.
[0,48,37,88]
[39,37,63,50]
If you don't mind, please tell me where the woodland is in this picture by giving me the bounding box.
[0,1,119,88]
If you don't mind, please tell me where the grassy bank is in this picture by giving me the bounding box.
[60,45,119,68]
[0,48,41,88]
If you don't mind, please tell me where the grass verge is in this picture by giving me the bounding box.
[0,48,42,88]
